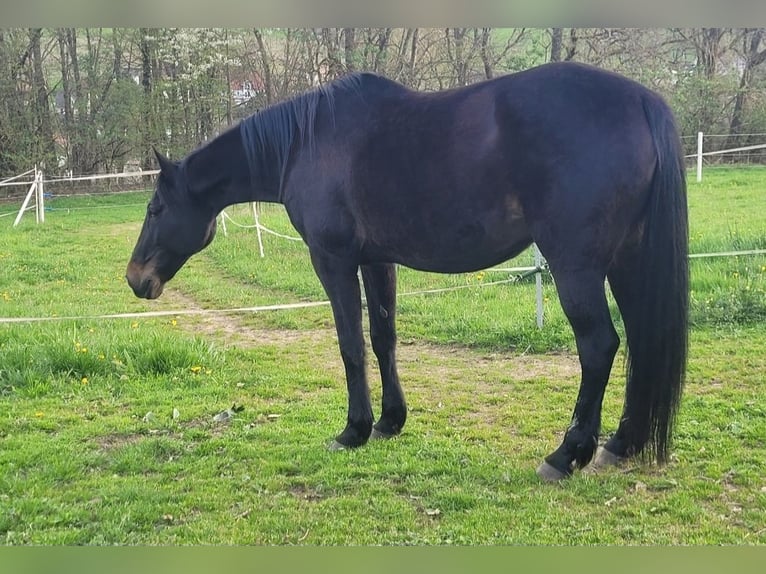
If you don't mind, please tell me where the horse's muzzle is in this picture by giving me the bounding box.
[126,261,164,300]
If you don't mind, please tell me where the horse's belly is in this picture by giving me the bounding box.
[362,212,533,273]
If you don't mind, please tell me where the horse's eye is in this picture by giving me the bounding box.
[147,204,163,218]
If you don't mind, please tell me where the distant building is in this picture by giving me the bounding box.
[229,72,265,106]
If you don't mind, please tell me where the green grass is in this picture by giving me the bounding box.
[687,168,766,326]
[0,167,765,545]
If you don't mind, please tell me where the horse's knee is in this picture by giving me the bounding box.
[370,332,395,359]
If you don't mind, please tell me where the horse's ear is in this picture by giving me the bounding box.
[153,147,178,177]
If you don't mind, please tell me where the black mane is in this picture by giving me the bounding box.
[239,73,368,195]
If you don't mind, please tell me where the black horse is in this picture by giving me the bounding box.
[127,62,688,481]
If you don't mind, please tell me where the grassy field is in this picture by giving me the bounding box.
[0,167,764,545]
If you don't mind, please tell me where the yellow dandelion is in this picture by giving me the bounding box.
[81,377,88,385]
[34,411,44,418]
[98,353,105,360]
[190,365,202,374]
[171,319,178,326]
[131,322,139,329]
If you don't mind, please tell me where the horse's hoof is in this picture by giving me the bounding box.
[327,440,347,451]
[370,427,395,440]
[590,447,625,469]
[536,461,570,482]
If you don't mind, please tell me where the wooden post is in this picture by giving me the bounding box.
[35,167,45,223]
[13,169,38,228]
[252,202,265,258]
[534,244,544,329]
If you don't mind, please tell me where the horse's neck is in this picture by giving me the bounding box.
[184,127,281,211]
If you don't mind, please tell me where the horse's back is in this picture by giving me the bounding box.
[288,63,669,272]
[336,63,659,192]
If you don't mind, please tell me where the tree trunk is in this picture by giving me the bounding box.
[445,28,469,87]
[66,28,89,174]
[727,29,766,152]
[224,29,232,125]
[698,28,724,79]
[253,29,274,105]
[56,29,74,170]
[565,29,578,60]
[408,28,419,85]
[343,28,356,72]
[372,28,392,73]
[479,28,494,79]
[550,28,563,62]
[29,28,55,168]
[321,28,342,80]
[139,28,154,172]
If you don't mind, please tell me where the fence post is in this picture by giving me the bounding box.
[39,167,45,223]
[697,131,704,183]
[13,167,38,228]
[534,244,544,329]
[252,202,265,258]
[35,166,45,223]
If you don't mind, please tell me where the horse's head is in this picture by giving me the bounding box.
[126,150,217,299]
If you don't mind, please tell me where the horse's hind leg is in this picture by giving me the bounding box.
[592,254,650,468]
[361,263,407,438]
[537,268,620,481]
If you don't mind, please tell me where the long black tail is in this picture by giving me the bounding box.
[624,93,689,463]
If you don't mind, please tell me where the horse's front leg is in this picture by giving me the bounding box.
[310,252,373,449]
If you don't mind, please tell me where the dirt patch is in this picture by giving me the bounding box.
[160,288,580,382]
[95,432,144,452]
[398,342,580,384]
[156,287,583,441]
[160,288,331,349]
[289,483,326,503]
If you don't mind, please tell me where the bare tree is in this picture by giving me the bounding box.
[343,28,356,72]
[139,28,154,172]
[444,28,478,86]
[252,29,275,105]
[728,28,766,143]
[362,28,394,74]
[29,29,56,167]
[320,28,344,79]
[550,28,563,62]
[4,26,766,180]
[56,29,74,168]
[0,30,38,175]
[698,28,726,78]
[479,28,527,78]
[389,28,419,85]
